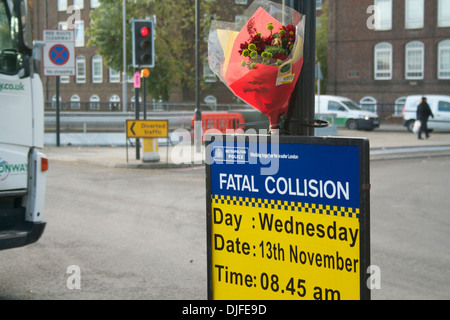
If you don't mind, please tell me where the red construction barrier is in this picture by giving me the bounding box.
[191,113,246,138]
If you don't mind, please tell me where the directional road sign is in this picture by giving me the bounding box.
[43,30,75,76]
[126,120,169,139]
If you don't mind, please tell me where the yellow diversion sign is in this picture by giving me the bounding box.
[205,135,371,300]
[126,120,168,139]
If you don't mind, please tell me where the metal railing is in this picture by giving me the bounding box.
[45,101,253,113]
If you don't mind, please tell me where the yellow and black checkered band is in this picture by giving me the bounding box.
[211,194,359,219]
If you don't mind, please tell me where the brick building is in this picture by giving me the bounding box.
[31,0,258,112]
[32,0,323,113]
[327,0,450,120]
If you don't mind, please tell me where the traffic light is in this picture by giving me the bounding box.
[132,19,154,68]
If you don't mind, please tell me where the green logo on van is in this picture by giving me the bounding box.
[0,82,25,92]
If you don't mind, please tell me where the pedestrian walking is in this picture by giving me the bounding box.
[416,97,434,139]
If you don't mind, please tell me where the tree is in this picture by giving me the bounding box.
[87,0,215,101]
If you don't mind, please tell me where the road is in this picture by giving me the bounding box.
[1,156,450,300]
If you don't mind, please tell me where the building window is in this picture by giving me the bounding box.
[91,0,101,8]
[438,40,450,79]
[92,55,103,83]
[374,42,392,80]
[395,97,407,116]
[204,95,217,110]
[438,0,450,27]
[405,0,424,29]
[109,69,120,83]
[74,0,84,9]
[60,76,70,83]
[109,95,121,111]
[58,0,67,11]
[76,56,86,83]
[89,95,100,110]
[203,54,216,83]
[75,21,84,47]
[58,21,68,30]
[70,95,81,110]
[360,96,377,113]
[405,41,424,79]
[51,95,62,109]
[316,0,322,10]
[374,0,392,30]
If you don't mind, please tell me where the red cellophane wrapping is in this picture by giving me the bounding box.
[208,0,305,131]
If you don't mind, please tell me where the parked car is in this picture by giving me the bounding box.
[403,95,450,132]
[315,95,380,130]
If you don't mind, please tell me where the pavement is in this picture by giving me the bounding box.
[43,124,450,168]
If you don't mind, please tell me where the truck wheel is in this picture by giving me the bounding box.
[346,120,358,130]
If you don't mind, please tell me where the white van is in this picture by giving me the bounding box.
[315,95,380,130]
[403,95,450,132]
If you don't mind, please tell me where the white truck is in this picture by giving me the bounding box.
[0,0,47,250]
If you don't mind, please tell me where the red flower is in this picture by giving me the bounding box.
[273,52,287,61]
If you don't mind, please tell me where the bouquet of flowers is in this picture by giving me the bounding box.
[208,0,305,132]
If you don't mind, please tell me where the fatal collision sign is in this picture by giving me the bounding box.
[205,135,371,300]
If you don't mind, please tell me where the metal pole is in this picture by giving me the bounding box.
[123,0,128,113]
[56,76,60,147]
[285,0,316,136]
[135,68,140,160]
[143,77,147,119]
[194,0,202,153]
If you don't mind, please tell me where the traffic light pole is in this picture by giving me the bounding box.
[135,67,140,160]
[194,0,202,153]
[284,0,316,136]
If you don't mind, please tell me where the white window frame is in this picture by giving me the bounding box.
[438,0,450,27]
[89,95,100,110]
[70,95,81,110]
[438,40,450,79]
[58,0,67,12]
[395,97,407,116]
[374,0,392,31]
[405,0,424,29]
[92,55,103,83]
[74,0,84,9]
[75,21,84,47]
[76,55,86,83]
[359,96,378,113]
[374,42,393,80]
[405,41,424,80]
[109,95,121,110]
[91,0,101,8]
[316,0,322,10]
[109,69,120,83]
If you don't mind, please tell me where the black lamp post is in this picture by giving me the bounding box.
[285,0,317,136]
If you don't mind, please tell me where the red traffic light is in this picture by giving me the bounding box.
[140,27,150,37]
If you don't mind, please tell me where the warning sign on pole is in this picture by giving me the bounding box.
[42,30,75,76]
[205,135,371,300]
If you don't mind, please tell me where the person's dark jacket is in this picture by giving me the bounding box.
[416,102,434,121]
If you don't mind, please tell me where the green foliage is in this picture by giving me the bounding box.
[87,0,215,101]
[316,1,328,94]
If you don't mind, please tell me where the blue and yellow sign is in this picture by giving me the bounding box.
[206,135,370,300]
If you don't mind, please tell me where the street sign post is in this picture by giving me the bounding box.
[205,134,371,300]
[125,120,169,163]
[42,30,75,76]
